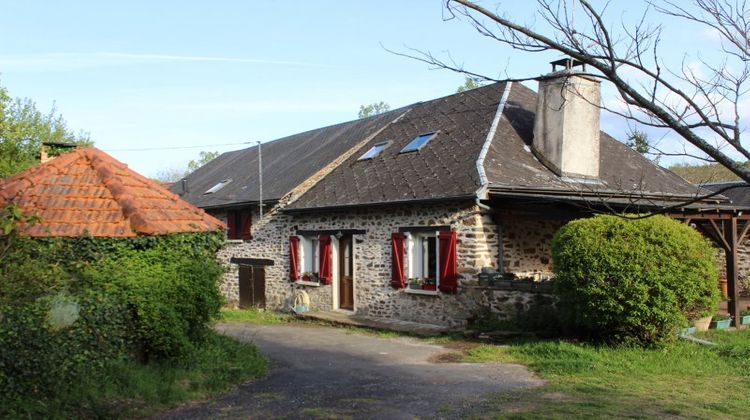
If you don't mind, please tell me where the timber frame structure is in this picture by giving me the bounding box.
[670,208,750,328]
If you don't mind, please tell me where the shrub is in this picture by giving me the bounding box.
[0,231,225,413]
[80,246,224,361]
[552,214,719,345]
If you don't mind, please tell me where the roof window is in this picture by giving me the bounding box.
[400,132,437,153]
[204,179,232,194]
[357,142,389,161]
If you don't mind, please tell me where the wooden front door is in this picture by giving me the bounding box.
[239,265,266,308]
[338,235,354,310]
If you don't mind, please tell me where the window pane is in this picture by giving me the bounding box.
[426,236,437,280]
[400,132,436,153]
[357,142,387,161]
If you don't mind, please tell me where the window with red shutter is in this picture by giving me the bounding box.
[391,232,406,288]
[226,210,238,239]
[318,235,333,285]
[240,211,252,240]
[438,231,458,294]
[289,236,300,281]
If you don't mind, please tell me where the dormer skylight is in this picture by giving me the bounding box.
[400,132,437,153]
[357,141,389,161]
[204,179,232,194]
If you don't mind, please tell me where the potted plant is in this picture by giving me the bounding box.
[301,272,317,282]
[692,312,713,331]
[740,309,750,326]
[422,278,437,291]
[710,313,732,330]
[408,278,423,289]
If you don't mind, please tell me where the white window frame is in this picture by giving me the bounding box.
[299,236,320,278]
[406,231,440,287]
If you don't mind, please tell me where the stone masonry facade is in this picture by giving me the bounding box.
[212,201,562,327]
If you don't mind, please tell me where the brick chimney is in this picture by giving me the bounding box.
[532,59,601,179]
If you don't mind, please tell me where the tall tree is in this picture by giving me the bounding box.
[401,1,750,184]
[358,102,391,118]
[0,82,91,177]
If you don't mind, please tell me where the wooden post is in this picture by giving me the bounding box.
[727,217,741,327]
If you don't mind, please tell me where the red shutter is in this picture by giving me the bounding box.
[390,232,406,289]
[319,235,333,285]
[438,231,458,294]
[226,210,237,239]
[240,211,252,240]
[289,236,300,281]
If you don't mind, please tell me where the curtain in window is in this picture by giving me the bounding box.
[390,232,406,288]
[289,236,300,281]
[318,235,333,284]
[438,231,458,293]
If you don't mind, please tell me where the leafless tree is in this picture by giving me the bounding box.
[402,0,750,183]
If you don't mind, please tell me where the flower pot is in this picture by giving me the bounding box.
[421,284,437,291]
[711,319,732,330]
[741,315,750,325]
[693,316,712,331]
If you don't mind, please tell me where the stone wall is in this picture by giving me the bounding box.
[212,201,565,327]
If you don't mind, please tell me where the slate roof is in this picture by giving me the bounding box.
[702,181,750,208]
[179,80,703,212]
[172,111,401,209]
[0,148,224,237]
[286,82,700,210]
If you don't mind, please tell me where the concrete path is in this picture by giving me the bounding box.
[162,323,542,419]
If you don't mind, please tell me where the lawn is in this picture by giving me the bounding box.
[7,332,268,418]
[456,329,750,419]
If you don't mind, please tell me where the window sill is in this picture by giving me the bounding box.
[403,288,439,296]
[295,280,321,287]
[224,239,245,244]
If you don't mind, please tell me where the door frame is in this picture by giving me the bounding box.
[332,235,356,312]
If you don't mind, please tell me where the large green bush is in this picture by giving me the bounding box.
[552,214,719,345]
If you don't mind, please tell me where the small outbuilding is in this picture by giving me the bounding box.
[0,147,224,237]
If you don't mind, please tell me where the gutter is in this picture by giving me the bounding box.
[474,82,513,209]
[487,183,729,204]
[281,194,477,214]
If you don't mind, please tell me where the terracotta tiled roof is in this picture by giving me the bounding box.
[0,148,225,237]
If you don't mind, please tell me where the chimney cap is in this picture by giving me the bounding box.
[549,58,587,72]
[42,141,77,148]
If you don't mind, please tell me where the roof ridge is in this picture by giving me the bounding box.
[476,81,513,192]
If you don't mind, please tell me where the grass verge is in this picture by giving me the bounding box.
[219,308,291,324]
[454,329,750,418]
[6,332,268,418]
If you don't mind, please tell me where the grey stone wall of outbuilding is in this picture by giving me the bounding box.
[211,202,564,328]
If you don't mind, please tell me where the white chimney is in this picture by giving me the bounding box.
[532,59,601,179]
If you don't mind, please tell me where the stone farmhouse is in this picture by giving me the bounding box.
[173,60,726,328]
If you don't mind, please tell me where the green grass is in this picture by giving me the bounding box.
[8,332,268,418]
[457,329,750,418]
[219,307,291,324]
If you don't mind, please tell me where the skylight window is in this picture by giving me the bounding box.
[400,132,437,153]
[204,179,232,194]
[357,142,389,161]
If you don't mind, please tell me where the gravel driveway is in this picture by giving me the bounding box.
[161,323,542,419]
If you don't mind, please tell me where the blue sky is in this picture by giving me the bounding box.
[0,1,721,177]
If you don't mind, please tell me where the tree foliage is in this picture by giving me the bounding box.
[358,101,391,118]
[0,82,91,178]
[552,215,719,345]
[456,76,483,93]
[669,161,749,183]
